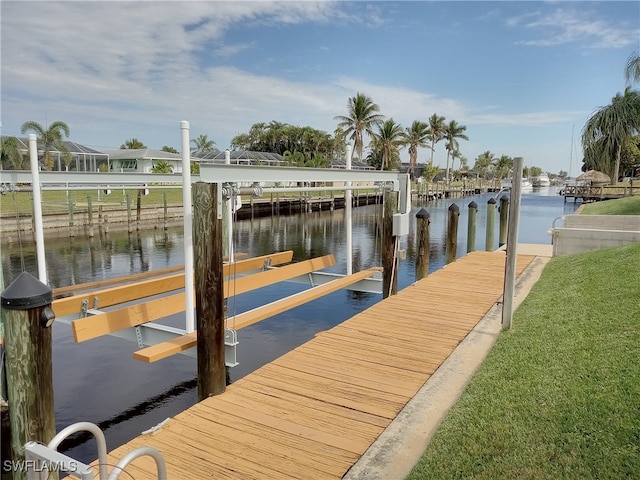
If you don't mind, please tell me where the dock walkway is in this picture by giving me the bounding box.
[100,250,536,479]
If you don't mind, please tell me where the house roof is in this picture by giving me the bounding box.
[105,148,183,161]
[5,137,109,157]
[192,149,285,165]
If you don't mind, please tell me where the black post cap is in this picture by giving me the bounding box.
[448,203,459,212]
[1,271,52,310]
[488,197,497,204]
[415,208,430,219]
[468,201,478,209]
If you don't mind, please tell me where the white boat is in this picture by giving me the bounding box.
[532,174,551,187]
[500,178,533,191]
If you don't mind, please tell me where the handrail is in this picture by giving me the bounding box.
[106,446,167,480]
[47,422,109,480]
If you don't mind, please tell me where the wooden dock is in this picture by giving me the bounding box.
[94,250,535,479]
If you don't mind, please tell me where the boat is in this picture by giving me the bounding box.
[500,178,533,192]
[532,174,550,188]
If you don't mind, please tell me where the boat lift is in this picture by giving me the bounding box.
[0,123,411,366]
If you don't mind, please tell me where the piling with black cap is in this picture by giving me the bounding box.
[445,203,460,264]
[467,201,478,253]
[1,272,56,478]
[499,194,509,247]
[485,197,496,251]
[415,208,431,280]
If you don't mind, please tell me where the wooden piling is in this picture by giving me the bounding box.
[67,191,75,237]
[163,192,168,230]
[136,188,142,230]
[499,194,509,247]
[1,273,56,480]
[467,201,477,253]
[445,203,459,264]
[415,208,430,280]
[192,182,226,399]
[382,190,398,298]
[87,195,94,238]
[485,197,496,251]
[126,193,133,233]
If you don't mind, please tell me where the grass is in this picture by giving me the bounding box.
[580,196,640,215]
[407,243,640,480]
[0,188,188,215]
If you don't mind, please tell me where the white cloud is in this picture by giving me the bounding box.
[508,7,638,49]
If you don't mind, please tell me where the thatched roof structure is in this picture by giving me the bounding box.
[577,170,611,184]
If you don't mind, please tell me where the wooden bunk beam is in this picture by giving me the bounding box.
[54,251,295,318]
[133,267,380,363]
[70,253,333,343]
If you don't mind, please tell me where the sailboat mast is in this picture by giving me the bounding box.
[569,124,575,178]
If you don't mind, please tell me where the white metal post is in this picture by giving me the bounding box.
[345,145,353,275]
[181,121,195,333]
[224,149,234,262]
[28,134,47,284]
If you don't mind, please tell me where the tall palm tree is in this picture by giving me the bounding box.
[0,136,26,169]
[494,155,514,181]
[443,120,469,183]
[120,138,146,149]
[371,119,404,171]
[625,50,640,85]
[191,134,216,153]
[426,114,446,166]
[334,92,385,161]
[401,120,431,179]
[582,86,640,184]
[473,151,497,180]
[20,120,71,170]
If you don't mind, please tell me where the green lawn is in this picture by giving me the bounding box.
[407,243,640,479]
[580,196,640,215]
[0,188,186,215]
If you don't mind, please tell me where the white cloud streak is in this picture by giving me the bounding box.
[508,7,638,49]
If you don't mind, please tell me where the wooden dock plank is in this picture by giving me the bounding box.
[90,251,536,479]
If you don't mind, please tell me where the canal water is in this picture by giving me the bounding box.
[1,187,578,463]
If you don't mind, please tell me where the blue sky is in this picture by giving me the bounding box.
[1,1,639,174]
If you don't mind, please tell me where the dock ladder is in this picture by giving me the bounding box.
[24,422,167,480]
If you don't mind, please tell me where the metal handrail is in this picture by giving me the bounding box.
[106,446,167,480]
[47,422,109,480]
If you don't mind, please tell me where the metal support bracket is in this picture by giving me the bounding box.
[134,326,144,348]
[225,328,239,367]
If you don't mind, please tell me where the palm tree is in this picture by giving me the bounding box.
[120,138,146,149]
[191,134,217,153]
[582,86,640,184]
[473,150,497,180]
[426,114,446,166]
[151,160,173,173]
[20,120,71,170]
[161,145,178,154]
[401,120,431,179]
[370,119,404,171]
[494,155,514,181]
[443,120,469,183]
[0,136,26,169]
[625,50,640,85]
[334,92,385,161]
